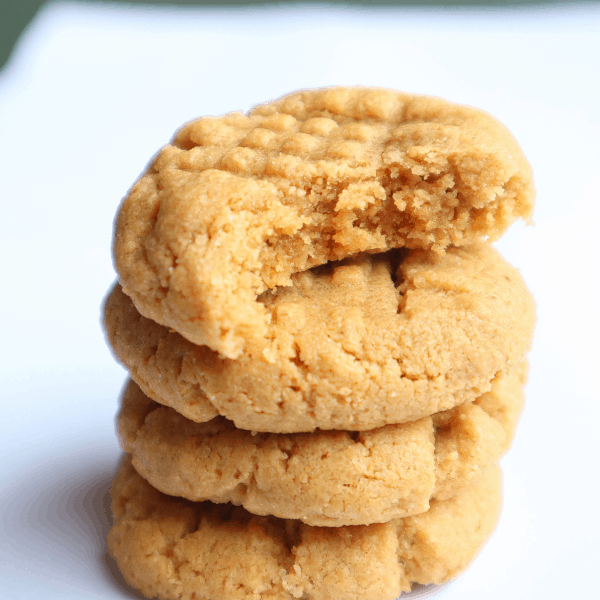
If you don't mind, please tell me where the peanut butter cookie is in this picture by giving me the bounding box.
[104,243,535,432]
[108,456,502,600]
[117,363,523,526]
[114,87,534,358]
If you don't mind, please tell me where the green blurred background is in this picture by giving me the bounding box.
[0,0,587,73]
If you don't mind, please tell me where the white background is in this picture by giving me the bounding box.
[1,2,599,598]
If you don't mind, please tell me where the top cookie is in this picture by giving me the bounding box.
[114,87,534,358]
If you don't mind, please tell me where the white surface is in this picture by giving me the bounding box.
[1,1,599,598]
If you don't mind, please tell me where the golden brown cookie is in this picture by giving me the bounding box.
[104,243,535,432]
[108,456,502,600]
[117,363,523,526]
[114,87,534,359]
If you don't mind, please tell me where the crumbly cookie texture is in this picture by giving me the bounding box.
[117,363,523,526]
[108,457,502,600]
[114,87,534,358]
[104,243,535,432]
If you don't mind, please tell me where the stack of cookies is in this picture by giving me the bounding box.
[103,87,535,600]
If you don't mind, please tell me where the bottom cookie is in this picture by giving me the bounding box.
[108,456,502,600]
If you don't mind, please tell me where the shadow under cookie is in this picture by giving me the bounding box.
[117,363,524,526]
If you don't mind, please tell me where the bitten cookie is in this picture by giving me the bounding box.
[118,363,524,526]
[105,243,535,432]
[114,86,534,359]
[108,456,502,600]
